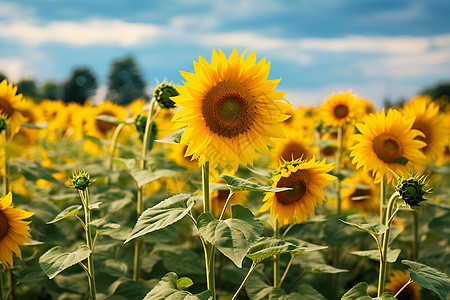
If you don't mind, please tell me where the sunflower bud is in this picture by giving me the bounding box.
[154,82,179,109]
[69,170,94,190]
[0,115,7,133]
[394,173,431,207]
[134,113,158,141]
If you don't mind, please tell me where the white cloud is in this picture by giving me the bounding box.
[0,19,161,47]
[0,58,27,82]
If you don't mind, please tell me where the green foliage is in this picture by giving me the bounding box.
[17,78,38,99]
[143,272,211,300]
[197,204,264,267]
[129,167,179,187]
[46,205,83,224]
[341,282,395,300]
[11,158,61,184]
[39,245,91,279]
[156,126,186,144]
[220,174,292,193]
[63,66,98,104]
[402,260,450,300]
[349,248,401,263]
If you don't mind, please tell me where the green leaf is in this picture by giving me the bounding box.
[177,277,193,290]
[46,205,82,224]
[83,134,110,146]
[156,126,186,144]
[39,245,91,279]
[341,282,372,300]
[95,115,125,124]
[143,272,211,300]
[429,212,450,239]
[340,220,388,236]
[220,174,292,193]
[296,284,327,299]
[197,204,263,268]
[402,260,450,300]
[20,121,48,129]
[126,194,195,243]
[246,238,327,264]
[88,217,120,233]
[296,261,348,274]
[11,159,61,184]
[350,248,401,263]
[110,279,153,299]
[130,168,179,187]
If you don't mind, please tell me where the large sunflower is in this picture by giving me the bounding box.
[0,80,25,134]
[172,48,291,170]
[321,90,358,127]
[403,95,449,164]
[0,192,34,267]
[259,157,335,227]
[350,109,426,183]
[385,270,421,300]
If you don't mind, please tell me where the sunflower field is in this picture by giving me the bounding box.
[0,49,449,300]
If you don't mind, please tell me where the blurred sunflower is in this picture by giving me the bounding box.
[71,103,94,138]
[87,101,127,139]
[0,79,25,134]
[321,90,358,127]
[38,100,70,141]
[385,270,421,300]
[260,157,335,226]
[0,192,34,267]
[272,126,317,164]
[172,48,291,170]
[211,184,247,219]
[403,96,449,164]
[341,171,379,212]
[15,98,40,146]
[350,109,426,183]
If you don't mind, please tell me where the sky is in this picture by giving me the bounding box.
[1,0,450,109]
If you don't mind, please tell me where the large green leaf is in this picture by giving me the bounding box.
[246,238,327,264]
[296,261,348,274]
[340,220,388,236]
[143,272,211,300]
[39,245,91,279]
[220,174,292,193]
[130,168,179,187]
[402,260,450,300]
[126,194,195,243]
[46,205,83,224]
[11,159,61,184]
[429,212,450,239]
[350,248,401,263]
[197,204,263,267]
[341,282,395,300]
[20,121,48,129]
[156,126,186,144]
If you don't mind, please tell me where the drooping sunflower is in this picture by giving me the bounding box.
[0,80,25,134]
[385,270,421,300]
[341,171,379,213]
[403,95,449,164]
[260,157,335,227]
[321,90,358,127]
[350,109,427,183]
[0,192,34,267]
[172,48,291,170]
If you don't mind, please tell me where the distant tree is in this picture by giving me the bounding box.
[420,81,450,111]
[17,79,38,99]
[63,67,98,104]
[106,56,148,105]
[0,73,7,83]
[41,81,60,100]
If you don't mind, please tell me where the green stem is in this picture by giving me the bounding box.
[80,189,96,300]
[279,255,295,286]
[133,97,157,282]
[218,191,233,220]
[0,267,3,300]
[273,220,280,287]
[380,177,386,224]
[336,126,343,215]
[202,162,215,299]
[231,262,257,300]
[394,279,413,298]
[377,191,399,297]
[412,211,419,260]
[105,122,126,185]
[2,129,9,197]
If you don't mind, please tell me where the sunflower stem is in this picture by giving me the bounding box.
[79,189,96,300]
[279,254,295,286]
[394,279,413,298]
[412,211,419,260]
[380,177,386,224]
[377,191,399,297]
[336,126,343,215]
[2,129,9,197]
[273,220,280,287]
[231,262,257,300]
[201,162,215,299]
[218,191,233,220]
[105,122,126,185]
[133,97,157,282]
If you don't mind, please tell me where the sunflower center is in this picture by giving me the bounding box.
[0,211,9,240]
[334,104,349,119]
[350,186,371,201]
[202,80,255,138]
[280,141,309,161]
[95,110,116,134]
[276,169,309,205]
[0,97,14,118]
[373,134,402,163]
[322,146,336,157]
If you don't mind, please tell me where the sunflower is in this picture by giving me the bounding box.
[38,99,70,141]
[86,101,127,139]
[259,157,335,227]
[403,95,449,164]
[385,270,421,300]
[0,192,34,267]
[272,126,317,164]
[321,90,358,127]
[172,48,291,170]
[0,80,25,134]
[341,171,379,212]
[349,109,426,183]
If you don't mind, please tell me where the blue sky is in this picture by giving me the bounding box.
[1,0,449,108]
